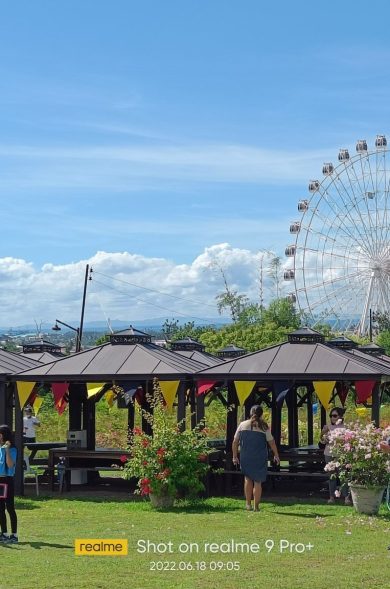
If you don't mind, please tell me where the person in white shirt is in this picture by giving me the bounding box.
[23,407,40,443]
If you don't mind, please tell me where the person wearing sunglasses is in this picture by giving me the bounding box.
[320,407,352,505]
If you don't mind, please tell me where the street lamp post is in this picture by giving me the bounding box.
[52,319,81,352]
[51,263,90,353]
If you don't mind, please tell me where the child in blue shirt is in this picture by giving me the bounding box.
[0,425,18,544]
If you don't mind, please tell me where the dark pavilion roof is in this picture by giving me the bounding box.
[174,349,222,367]
[12,326,207,382]
[326,337,390,373]
[170,337,221,367]
[21,339,65,363]
[0,348,41,376]
[196,337,390,381]
[20,351,65,363]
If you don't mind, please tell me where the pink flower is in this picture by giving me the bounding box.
[119,454,128,464]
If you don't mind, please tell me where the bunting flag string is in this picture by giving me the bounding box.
[51,383,69,415]
[273,381,292,407]
[233,381,256,406]
[335,382,349,406]
[355,380,376,404]
[158,380,180,410]
[56,396,68,416]
[16,381,36,409]
[86,382,105,399]
[33,397,44,414]
[196,380,217,396]
[313,381,335,410]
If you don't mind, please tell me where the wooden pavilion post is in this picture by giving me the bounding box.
[13,384,24,495]
[68,383,84,431]
[271,386,282,447]
[287,386,299,448]
[177,381,186,431]
[0,380,7,425]
[195,387,205,425]
[189,383,197,429]
[225,381,238,494]
[306,384,314,445]
[127,402,135,443]
[371,382,381,426]
[83,394,96,451]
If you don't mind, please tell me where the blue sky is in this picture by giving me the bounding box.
[1,1,390,326]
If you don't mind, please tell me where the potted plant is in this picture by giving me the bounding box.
[122,383,211,507]
[325,421,390,515]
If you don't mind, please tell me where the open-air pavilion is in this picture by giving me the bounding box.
[196,328,390,467]
[9,327,209,493]
[7,327,390,495]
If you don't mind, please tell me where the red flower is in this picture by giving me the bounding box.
[157,447,166,456]
[119,454,128,464]
[142,438,150,448]
[163,468,171,476]
[133,427,142,435]
[142,460,148,466]
[140,477,150,485]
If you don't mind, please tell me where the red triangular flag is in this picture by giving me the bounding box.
[52,382,69,407]
[355,380,376,404]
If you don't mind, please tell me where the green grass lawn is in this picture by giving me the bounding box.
[2,495,389,589]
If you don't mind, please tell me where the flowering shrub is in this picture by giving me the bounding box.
[325,421,390,488]
[122,384,211,499]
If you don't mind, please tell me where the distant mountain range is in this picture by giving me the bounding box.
[0,316,229,335]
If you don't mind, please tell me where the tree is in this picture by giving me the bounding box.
[261,298,300,329]
[216,290,250,322]
[372,311,390,333]
[208,261,249,322]
[376,329,390,354]
[162,318,180,338]
[267,255,283,299]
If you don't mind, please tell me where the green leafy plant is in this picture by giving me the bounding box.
[122,382,211,499]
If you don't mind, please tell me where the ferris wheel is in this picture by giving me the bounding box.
[284,135,390,336]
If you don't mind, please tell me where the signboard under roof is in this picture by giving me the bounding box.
[109,326,152,345]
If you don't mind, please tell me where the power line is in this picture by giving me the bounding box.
[90,277,217,324]
[91,269,217,310]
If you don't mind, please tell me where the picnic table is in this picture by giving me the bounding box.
[48,448,132,491]
[25,442,67,466]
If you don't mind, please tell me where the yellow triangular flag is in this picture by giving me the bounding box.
[105,390,115,407]
[16,381,36,409]
[158,380,180,410]
[86,382,104,398]
[313,381,335,410]
[33,397,44,414]
[234,381,256,406]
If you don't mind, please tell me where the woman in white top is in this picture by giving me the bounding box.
[320,407,351,505]
[232,405,280,511]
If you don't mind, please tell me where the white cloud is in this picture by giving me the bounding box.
[0,244,282,327]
